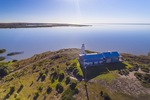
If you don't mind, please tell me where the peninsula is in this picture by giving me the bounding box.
[0,23,91,28]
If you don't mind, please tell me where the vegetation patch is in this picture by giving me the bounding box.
[3,86,15,100]
[66,59,83,80]
[95,71,118,83]
[134,72,150,88]
[0,56,5,61]
[0,49,6,54]
[61,81,79,100]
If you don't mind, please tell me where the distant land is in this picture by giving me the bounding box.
[7,51,24,56]
[0,23,91,28]
[91,23,150,25]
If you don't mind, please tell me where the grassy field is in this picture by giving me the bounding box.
[0,49,149,100]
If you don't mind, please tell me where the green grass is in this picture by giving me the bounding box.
[123,62,133,68]
[61,87,75,100]
[94,71,118,83]
[71,59,83,76]
[1,49,150,100]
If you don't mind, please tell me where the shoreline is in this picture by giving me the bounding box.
[0,23,91,29]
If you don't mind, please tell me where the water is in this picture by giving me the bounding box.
[0,24,150,61]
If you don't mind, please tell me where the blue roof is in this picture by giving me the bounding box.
[111,51,120,57]
[102,52,111,58]
[102,51,120,58]
[80,51,120,62]
[80,53,104,61]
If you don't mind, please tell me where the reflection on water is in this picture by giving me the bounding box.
[0,24,150,61]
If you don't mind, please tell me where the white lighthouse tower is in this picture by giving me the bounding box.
[81,44,86,54]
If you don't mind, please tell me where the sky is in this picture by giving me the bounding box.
[0,0,150,23]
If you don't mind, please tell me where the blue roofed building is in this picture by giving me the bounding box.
[102,51,120,63]
[79,44,121,67]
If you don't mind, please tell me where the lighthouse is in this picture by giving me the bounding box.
[81,44,86,54]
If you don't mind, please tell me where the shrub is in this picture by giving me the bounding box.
[33,91,39,100]
[76,72,83,79]
[66,62,70,66]
[71,62,77,67]
[41,73,46,81]
[70,81,77,90]
[74,88,79,94]
[37,85,43,92]
[46,86,52,94]
[56,83,64,93]
[9,86,15,95]
[50,71,58,80]
[0,66,8,78]
[73,68,79,75]
[134,72,142,79]
[17,84,24,93]
[61,86,79,100]
[59,71,65,82]
[65,77,70,85]
[103,93,111,100]
[141,65,149,73]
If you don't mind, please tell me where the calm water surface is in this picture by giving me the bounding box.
[0,24,150,61]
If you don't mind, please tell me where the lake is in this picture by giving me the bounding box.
[0,24,150,61]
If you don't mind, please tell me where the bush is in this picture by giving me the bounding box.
[73,68,79,75]
[0,66,8,78]
[134,72,142,79]
[70,81,77,90]
[103,93,111,100]
[71,62,77,66]
[50,71,58,83]
[33,92,39,100]
[59,71,65,82]
[65,77,70,85]
[9,86,15,95]
[56,83,64,93]
[74,88,79,94]
[46,86,52,94]
[37,85,43,92]
[76,72,83,79]
[41,73,46,81]
[141,65,149,73]
[61,87,78,100]
[17,84,24,93]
